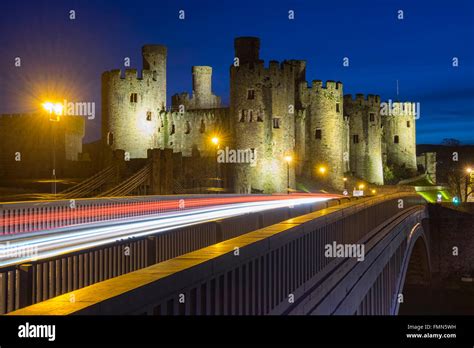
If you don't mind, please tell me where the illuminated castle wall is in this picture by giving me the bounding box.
[101,37,417,193]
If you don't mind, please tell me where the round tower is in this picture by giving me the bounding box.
[230,38,295,194]
[344,94,384,185]
[142,45,167,109]
[307,80,346,190]
[381,101,417,173]
[192,66,212,108]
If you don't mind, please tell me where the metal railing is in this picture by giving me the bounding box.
[0,197,331,314]
[6,193,426,315]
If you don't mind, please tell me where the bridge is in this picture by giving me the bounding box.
[0,190,434,316]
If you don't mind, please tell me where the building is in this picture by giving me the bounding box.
[101,37,418,193]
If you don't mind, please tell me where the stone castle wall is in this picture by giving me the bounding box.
[344,94,384,185]
[381,101,417,172]
[299,80,346,190]
[230,37,297,193]
[101,38,418,193]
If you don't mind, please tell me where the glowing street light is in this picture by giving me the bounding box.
[371,189,376,194]
[211,136,219,146]
[318,166,327,175]
[42,101,63,122]
[42,101,64,195]
[358,183,365,190]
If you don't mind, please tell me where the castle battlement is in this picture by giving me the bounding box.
[101,36,417,193]
[102,68,157,82]
[344,93,381,106]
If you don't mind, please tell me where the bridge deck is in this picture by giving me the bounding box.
[8,193,425,315]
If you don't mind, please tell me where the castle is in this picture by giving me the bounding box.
[102,37,417,193]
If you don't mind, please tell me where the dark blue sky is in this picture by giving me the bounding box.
[1,0,473,144]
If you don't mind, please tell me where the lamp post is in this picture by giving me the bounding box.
[465,167,472,202]
[284,155,292,195]
[42,102,63,195]
[211,136,219,191]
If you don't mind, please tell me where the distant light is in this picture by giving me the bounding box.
[53,103,63,115]
[358,183,365,190]
[211,137,219,145]
[42,102,54,113]
[467,167,472,174]
[318,166,327,174]
[343,177,347,182]
[371,189,376,194]
[452,196,460,206]
[284,155,292,163]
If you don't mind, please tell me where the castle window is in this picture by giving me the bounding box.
[200,119,206,133]
[407,121,411,128]
[249,110,254,122]
[239,110,247,122]
[353,134,359,144]
[185,121,191,134]
[273,117,280,129]
[130,93,138,103]
[336,103,340,113]
[369,113,375,122]
[315,128,322,139]
[107,132,114,146]
[394,135,399,144]
[247,89,255,100]
[257,111,263,122]
[170,124,175,135]
[146,111,152,121]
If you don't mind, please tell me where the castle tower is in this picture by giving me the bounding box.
[234,37,260,65]
[171,66,221,110]
[304,81,346,190]
[192,66,212,107]
[142,45,167,110]
[381,100,417,172]
[230,37,296,193]
[102,45,166,158]
[344,94,384,185]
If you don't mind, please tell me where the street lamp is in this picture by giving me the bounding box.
[465,167,473,202]
[42,101,63,195]
[211,136,220,191]
[284,155,292,195]
[318,166,327,175]
[358,183,365,190]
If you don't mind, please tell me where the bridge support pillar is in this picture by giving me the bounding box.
[16,264,33,309]
[146,236,157,266]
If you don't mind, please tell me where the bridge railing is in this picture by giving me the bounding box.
[7,192,426,315]
[0,196,344,314]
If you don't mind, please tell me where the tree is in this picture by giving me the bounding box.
[441,138,461,147]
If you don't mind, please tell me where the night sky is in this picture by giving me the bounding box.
[0,0,473,144]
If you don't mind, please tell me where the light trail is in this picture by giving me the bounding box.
[0,195,334,267]
[0,193,340,235]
